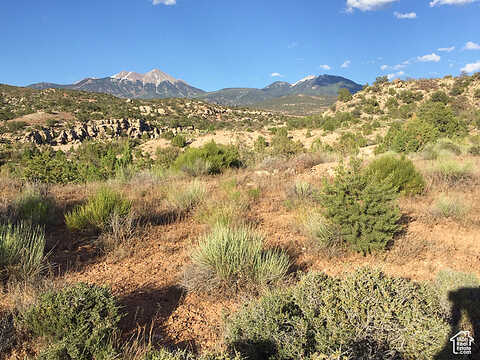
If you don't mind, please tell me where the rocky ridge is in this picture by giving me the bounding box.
[20,118,196,146]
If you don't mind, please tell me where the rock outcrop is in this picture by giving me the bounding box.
[21,119,195,146]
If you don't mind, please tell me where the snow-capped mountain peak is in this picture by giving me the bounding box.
[111,69,179,86]
[291,75,316,87]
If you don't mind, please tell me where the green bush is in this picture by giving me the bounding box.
[320,112,356,132]
[374,76,389,86]
[253,136,267,153]
[171,134,187,148]
[333,132,367,155]
[156,146,180,168]
[15,141,140,184]
[468,145,480,156]
[0,312,16,355]
[270,129,304,156]
[398,90,423,104]
[20,283,121,360]
[65,188,132,233]
[417,101,467,138]
[18,148,79,184]
[188,225,290,290]
[474,89,480,99]
[14,184,56,226]
[386,96,398,111]
[0,222,46,282]
[5,121,27,132]
[337,88,352,102]
[174,141,242,175]
[397,103,417,119]
[320,159,401,253]
[430,91,450,104]
[145,349,242,360]
[225,268,449,360]
[364,155,425,195]
[378,118,439,153]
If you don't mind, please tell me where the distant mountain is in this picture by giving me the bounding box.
[196,75,363,106]
[29,69,206,99]
[28,71,363,108]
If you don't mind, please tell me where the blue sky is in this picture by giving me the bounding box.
[0,0,479,91]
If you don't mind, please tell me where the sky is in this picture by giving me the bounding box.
[0,0,479,92]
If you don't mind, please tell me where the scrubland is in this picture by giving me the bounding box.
[1,74,480,359]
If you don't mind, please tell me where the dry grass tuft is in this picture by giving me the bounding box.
[430,194,470,221]
[426,158,475,187]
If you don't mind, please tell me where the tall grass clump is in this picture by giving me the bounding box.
[65,188,132,233]
[196,179,254,227]
[14,183,56,226]
[287,181,317,202]
[300,212,343,251]
[430,195,469,220]
[364,154,425,195]
[433,269,480,318]
[187,225,290,291]
[168,180,207,216]
[0,222,47,282]
[225,268,450,360]
[98,211,137,255]
[19,283,121,360]
[435,138,463,156]
[428,158,474,186]
[197,197,249,227]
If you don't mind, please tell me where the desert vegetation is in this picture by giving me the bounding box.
[0,73,480,359]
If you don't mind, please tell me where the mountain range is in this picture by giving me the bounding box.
[28,69,363,107]
[29,69,205,99]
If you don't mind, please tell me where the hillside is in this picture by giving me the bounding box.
[0,83,292,147]
[249,94,337,115]
[325,75,480,120]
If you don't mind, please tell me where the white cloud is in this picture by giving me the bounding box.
[288,42,299,49]
[430,0,478,6]
[461,60,480,73]
[346,0,398,12]
[153,0,176,5]
[394,11,417,19]
[464,41,480,50]
[393,63,408,70]
[341,60,351,68]
[417,53,441,62]
[381,60,409,71]
[319,64,331,70]
[270,73,284,77]
[438,46,455,52]
[387,71,405,80]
